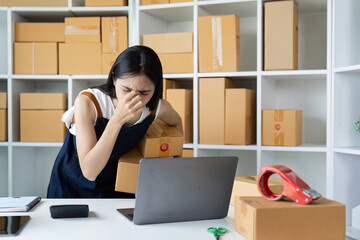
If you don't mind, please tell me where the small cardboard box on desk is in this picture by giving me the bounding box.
[0,93,7,141]
[234,196,345,240]
[115,119,183,194]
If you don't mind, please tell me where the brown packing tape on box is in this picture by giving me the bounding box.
[273,110,284,145]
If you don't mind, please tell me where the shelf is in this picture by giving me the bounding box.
[198,0,257,18]
[183,143,193,149]
[139,4,193,22]
[334,64,360,73]
[70,75,108,80]
[10,7,74,20]
[70,6,129,16]
[0,75,8,79]
[198,71,257,78]
[346,225,360,240]
[333,147,360,156]
[12,142,63,147]
[139,1,194,10]
[261,69,327,80]
[11,75,69,80]
[0,142,9,147]
[163,73,194,79]
[261,143,327,152]
[197,144,257,151]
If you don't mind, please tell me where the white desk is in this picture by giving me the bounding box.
[0,199,247,240]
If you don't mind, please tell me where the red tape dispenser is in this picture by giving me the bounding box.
[258,165,321,205]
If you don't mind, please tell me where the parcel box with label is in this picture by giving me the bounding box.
[101,16,128,53]
[235,196,345,240]
[199,77,233,145]
[264,0,298,70]
[65,17,100,43]
[141,0,169,5]
[158,53,193,74]
[14,42,58,75]
[136,119,183,158]
[20,93,67,142]
[225,89,256,145]
[198,14,240,72]
[262,109,302,146]
[85,0,127,6]
[59,43,101,75]
[15,23,65,42]
[0,93,7,141]
[143,32,193,54]
[166,89,193,143]
[230,176,283,205]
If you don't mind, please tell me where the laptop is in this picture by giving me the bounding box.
[117,156,238,225]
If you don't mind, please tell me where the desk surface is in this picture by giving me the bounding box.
[0,199,247,240]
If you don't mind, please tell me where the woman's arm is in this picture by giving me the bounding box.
[157,99,183,135]
[74,91,144,181]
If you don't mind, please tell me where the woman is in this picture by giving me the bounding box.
[47,45,183,198]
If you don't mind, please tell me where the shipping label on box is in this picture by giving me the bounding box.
[166,89,193,143]
[199,77,233,145]
[59,43,101,75]
[235,196,345,240]
[14,42,58,75]
[158,53,193,73]
[102,53,119,74]
[225,89,256,145]
[0,109,7,141]
[15,23,65,42]
[101,16,128,53]
[20,93,67,110]
[198,14,240,72]
[65,17,100,43]
[143,32,193,54]
[262,109,302,146]
[264,0,298,70]
[0,93,7,109]
[85,0,127,6]
[136,119,183,158]
[163,79,179,100]
[230,176,283,205]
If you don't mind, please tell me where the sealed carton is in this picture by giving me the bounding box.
[141,0,169,5]
[14,42,58,75]
[0,0,67,7]
[158,53,193,73]
[142,32,193,54]
[199,77,233,144]
[235,196,345,240]
[264,0,298,70]
[20,93,67,142]
[15,23,65,42]
[163,79,179,100]
[65,17,100,43]
[85,0,127,6]
[102,53,119,75]
[0,92,7,141]
[198,15,240,72]
[170,0,192,2]
[115,148,143,194]
[59,43,101,75]
[182,149,193,157]
[136,119,183,158]
[101,16,128,53]
[230,176,283,205]
[166,89,193,143]
[225,89,256,145]
[262,109,302,146]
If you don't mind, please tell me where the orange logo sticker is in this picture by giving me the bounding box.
[160,143,169,152]
[275,124,281,131]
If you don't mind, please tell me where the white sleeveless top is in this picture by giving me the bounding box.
[61,88,161,136]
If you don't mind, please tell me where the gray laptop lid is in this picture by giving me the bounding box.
[133,156,238,225]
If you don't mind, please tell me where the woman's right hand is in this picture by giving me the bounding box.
[113,90,144,125]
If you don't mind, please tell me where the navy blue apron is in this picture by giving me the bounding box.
[47,113,155,198]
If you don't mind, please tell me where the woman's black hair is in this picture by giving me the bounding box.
[96,45,163,110]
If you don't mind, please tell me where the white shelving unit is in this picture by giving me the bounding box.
[1,3,358,235]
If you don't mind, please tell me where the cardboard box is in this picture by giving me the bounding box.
[0,93,7,141]
[158,53,193,73]
[141,0,169,5]
[262,109,302,146]
[136,119,183,158]
[15,23,65,42]
[14,42,58,75]
[142,32,193,54]
[0,92,6,109]
[199,77,233,144]
[115,148,143,194]
[230,176,283,205]
[0,0,67,7]
[65,17,100,43]
[85,0,127,6]
[225,89,256,145]
[20,93,67,110]
[264,0,298,70]
[235,196,345,240]
[170,0,192,2]
[59,43,102,75]
[166,89,193,143]
[182,149,193,157]
[102,53,119,75]
[163,79,179,100]
[198,15,240,72]
[101,16,128,53]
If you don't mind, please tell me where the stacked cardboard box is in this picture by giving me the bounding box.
[198,14,240,72]
[20,93,67,142]
[85,0,127,7]
[0,0,67,7]
[141,0,169,5]
[0,93,7,141]
[182,149,193,157]
[142,32,193,73]
[14,23,65,74]
[163,79,179,100]
[115,119,183,194]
